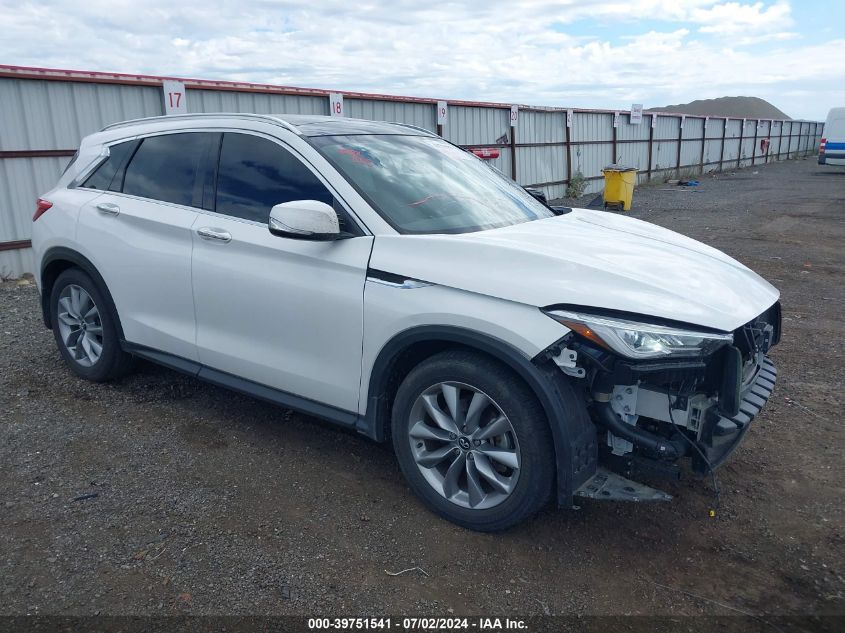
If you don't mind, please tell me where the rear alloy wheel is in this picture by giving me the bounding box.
[56,284,104,367]
[392,350,555,531]
[50,268,135,382]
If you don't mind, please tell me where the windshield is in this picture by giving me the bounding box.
[309,134,555,234]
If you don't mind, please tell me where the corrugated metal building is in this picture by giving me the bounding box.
[0,65,824,277]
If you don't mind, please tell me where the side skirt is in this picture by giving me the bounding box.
[122,342,360,430]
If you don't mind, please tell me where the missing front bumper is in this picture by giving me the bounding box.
[698,355,777,469]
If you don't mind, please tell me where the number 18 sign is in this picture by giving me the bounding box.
[162,80,187,115]
[330,93,344,117]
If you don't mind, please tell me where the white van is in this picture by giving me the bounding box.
[819,107,845,166]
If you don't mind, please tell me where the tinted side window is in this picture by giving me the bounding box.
[123,133,208,207]
[215,133,333,223]
[81,141,138,190]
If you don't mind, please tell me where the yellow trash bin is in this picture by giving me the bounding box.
[602,165,637,211]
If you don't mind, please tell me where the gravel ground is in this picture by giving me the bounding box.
[1,157,843,621]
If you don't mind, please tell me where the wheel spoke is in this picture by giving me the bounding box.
[59,297,77,318]
[409,420,453,442]
[421,393,459,434]
[441,452,466,498]
[77,290,93,317]
[474,415,511,441]
[474,453,514,495]
[71,339,85,360]
[86,335,103,360]
[416,444,457,468]
[440,383,463,426]
[80,335,95,363]
[464,390,490,434]
[58,312,78,327]
[70,286,82,317]
[65,327,83,347]
[83,305,99,322]
[465,458,486,508]
[477,446,520,470]
[86,324,103,336]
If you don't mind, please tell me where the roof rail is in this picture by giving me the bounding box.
[391,122,437,137]
[101,112,302,135]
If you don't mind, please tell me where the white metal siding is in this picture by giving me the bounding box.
[0,72,824,276]
[346,99,435,131]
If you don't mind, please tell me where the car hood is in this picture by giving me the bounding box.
[368,208,780,332]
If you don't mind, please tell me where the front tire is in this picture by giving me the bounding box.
[50,268,134,382]
[391,350,555,531]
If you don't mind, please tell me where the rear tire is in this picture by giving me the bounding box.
[391,350,555,531]
[50,268,135,382]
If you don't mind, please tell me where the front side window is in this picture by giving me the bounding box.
[122,133,209,207]
[214,133,334,223]
[310,134,554,234]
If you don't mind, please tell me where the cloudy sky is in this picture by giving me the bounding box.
[2,0,842,119]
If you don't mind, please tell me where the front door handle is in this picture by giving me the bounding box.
[197,227,232,243]
[96,202,120,216]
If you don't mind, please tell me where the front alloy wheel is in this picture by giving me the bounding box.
[392,350,555,531]
[408,382,521,509]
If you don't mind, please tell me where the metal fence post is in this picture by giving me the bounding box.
[737,121,744,169]
[803,123,810,156]
[510,118,517,180]
[699,118,706,173]
[718,118,727,171]
[565,115,572,186]
[646,115,655,181]
[752,119,759,166]
[611,114,618,166]
[786,121,793,157]
[676,117,683,177]
[765,121,771,163]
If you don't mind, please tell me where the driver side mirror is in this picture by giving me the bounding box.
[269,200,341,241]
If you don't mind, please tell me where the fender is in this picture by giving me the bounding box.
[40,246,124,341]
[360,325,597,505]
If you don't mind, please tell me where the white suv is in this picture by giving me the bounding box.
[32,113,780,530]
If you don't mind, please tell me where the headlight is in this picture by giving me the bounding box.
[544,309,733,359]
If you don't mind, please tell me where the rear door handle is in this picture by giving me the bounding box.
[197,227,232,243]
[96,202,120,216]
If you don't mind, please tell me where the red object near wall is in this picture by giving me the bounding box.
[470,148,500,160]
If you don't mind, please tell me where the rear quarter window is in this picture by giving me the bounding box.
[80,141,139,191]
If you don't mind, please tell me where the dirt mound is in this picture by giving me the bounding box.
[647,96,791,120]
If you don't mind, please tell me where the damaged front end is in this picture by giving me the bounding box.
[542,302,781,500]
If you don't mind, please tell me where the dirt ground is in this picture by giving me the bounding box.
[1,157,843,623]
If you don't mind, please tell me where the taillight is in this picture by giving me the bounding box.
[33,198,53,222]
[819,137,826,154]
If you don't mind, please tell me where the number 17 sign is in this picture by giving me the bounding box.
[162,80,187,115]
